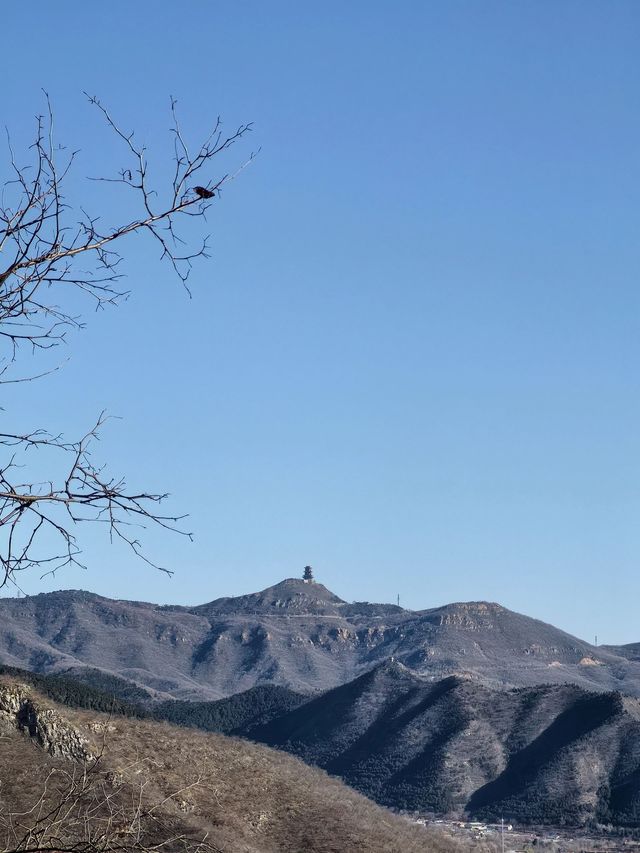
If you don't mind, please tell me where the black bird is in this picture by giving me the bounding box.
[194,186,215,199]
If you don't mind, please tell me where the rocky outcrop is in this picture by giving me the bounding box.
[0,682,92,761]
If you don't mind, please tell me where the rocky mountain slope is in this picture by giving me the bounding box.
[0,674,462,853]
[1,579,639,700]
[246,660,640,827]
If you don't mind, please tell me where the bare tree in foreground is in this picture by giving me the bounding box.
[0,94,254,589]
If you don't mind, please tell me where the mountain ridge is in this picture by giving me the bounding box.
[246,659,640,826]
[1,579,640,700]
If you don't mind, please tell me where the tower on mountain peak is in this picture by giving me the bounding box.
[303,565,314,583]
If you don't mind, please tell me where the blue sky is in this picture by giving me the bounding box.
[2,2,639,643]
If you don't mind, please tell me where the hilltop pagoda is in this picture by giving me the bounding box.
[302,565,315,583]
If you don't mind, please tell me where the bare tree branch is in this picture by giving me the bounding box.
[0,93,255,587]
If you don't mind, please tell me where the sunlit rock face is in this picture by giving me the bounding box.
[0,682,92,761]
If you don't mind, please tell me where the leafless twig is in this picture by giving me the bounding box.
[0,93,255,586]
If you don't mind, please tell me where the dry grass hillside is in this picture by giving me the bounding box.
[0,676,482,853]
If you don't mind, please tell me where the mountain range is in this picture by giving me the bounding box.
[0,578,639,700]
[4,577,640,829]
[247,659,640,826]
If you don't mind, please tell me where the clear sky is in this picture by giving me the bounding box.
[1,2,639,644]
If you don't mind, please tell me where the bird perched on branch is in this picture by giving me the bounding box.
[194,186,215,199]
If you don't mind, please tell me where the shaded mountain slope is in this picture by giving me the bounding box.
[247,660,640,827]
[0,663,305,736]
[0,662,148,716]
[0,675,463,853]
[153,684,308,733]
[1,581,640,699]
